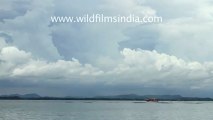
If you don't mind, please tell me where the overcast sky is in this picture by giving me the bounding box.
[0,0,213,97]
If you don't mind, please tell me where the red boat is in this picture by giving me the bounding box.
[145,98,159,102]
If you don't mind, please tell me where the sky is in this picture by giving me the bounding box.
[0,0,213,97]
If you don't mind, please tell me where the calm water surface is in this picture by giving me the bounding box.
[0,100,213,120]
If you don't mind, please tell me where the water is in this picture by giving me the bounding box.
[0,100,213,120]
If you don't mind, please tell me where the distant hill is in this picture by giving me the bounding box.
[95,94,143,99]
[0,93,41,99]
[95,94,183,100]
[0,93,212,101]
[20,93,41,98]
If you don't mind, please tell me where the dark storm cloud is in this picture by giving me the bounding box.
[0,0,31,22]
[0,33,13,43]
[119,24,159,51]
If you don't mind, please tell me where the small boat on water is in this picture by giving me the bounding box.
[145,98,159,102]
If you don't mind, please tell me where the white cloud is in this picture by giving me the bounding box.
[1,45,213,91]
[12,59,104,79]
[110,48,213,87]
[0,46,32,64]
[0,45,103,84]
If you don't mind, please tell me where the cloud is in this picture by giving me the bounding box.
[0,0,61,60]
[1,44,213,94]
[120,0,213,62]
[0,37,8,49]
[0,0,157,64]
[0,46,31,64]
[0,0,31,21]
[1,0,213,96]
[110,48,213,89]
[0,45,33,77]
[12,59,104,80]
[0,45,103,83]
[51,0,156,65]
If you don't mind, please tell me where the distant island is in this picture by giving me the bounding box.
[0,93,212,101]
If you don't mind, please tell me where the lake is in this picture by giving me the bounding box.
[0,100,213,120]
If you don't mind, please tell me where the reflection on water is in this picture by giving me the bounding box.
[0,100,213,120]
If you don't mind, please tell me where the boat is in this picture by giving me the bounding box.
[145,98,159,102]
